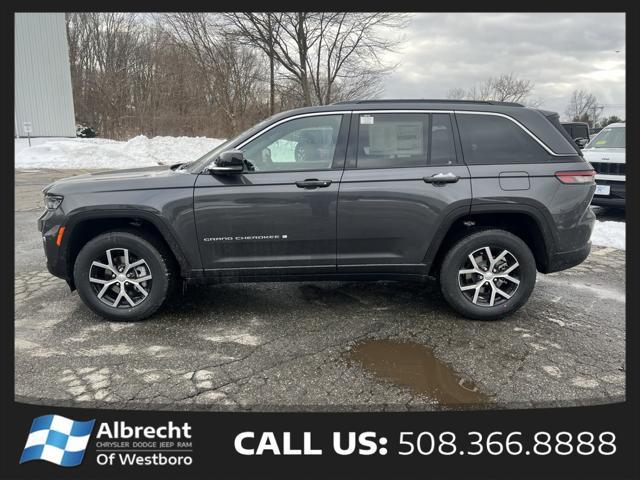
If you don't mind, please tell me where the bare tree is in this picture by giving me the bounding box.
[162,13,268,136]
[222,13,282,115]
[66,12,235,139]
[483,74,535,103]
[65,12,407,140]
[66,12,142,136]
[446,73,541,106]
[225,12,407,107]
[565,90,600,126]
[446,87,467,100]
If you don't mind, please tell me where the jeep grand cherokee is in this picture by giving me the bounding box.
[38,100,596,321]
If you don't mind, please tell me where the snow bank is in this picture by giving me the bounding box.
[591,220,625,250]
[15,135,225,170]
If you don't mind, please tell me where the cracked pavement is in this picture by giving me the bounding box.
[15,170,626,411]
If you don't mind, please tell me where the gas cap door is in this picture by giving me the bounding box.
[499,171,530,191]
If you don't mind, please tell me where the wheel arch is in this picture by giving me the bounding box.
[63,209,191,289]
[425,205,556,276]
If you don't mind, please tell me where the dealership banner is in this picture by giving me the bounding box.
[0,401,635,478]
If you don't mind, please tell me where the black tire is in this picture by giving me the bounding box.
[73,231,175,321]
[439,229,536,320]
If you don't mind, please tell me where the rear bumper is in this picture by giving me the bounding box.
[546,241,591,273]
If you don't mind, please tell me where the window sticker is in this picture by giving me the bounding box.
[369,122,424,156]
[360,115,374,125]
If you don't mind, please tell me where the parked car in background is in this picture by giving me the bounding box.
[76,124,97,138]
[561,122,590,149]
[582,122,625,208]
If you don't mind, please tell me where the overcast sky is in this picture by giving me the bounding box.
[380,13,625,120]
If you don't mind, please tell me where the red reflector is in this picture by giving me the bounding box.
[56,226,66,246]
[555,170,595,184]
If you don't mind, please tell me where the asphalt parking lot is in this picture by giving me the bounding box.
[15,170,626,411]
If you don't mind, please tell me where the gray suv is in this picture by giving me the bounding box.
[38,100,596,321]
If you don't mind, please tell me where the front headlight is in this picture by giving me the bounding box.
[44,194,64,210]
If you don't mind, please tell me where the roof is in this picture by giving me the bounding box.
[274,99,532,119]
[333,99,524,107]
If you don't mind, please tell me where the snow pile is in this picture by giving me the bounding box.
[15,135,225,170]
[591,220,625,250]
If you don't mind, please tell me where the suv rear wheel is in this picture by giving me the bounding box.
[73,231,174,321]
[439,229,536,320]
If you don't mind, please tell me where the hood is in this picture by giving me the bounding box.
[43,164,195,195]
[582,148,625,163]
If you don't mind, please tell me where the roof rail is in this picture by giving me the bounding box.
[332,99,524,107]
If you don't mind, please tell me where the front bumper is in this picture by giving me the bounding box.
[38,208,71,283]
[591,179,625,208]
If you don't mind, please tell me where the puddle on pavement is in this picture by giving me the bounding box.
[346,339,489,406]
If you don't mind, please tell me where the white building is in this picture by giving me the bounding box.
[15,13,76,137]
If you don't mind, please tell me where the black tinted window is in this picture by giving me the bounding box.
[356,114,428,169]
[430,114,457,165]
[457,114,549,164]
[574,125,589,139]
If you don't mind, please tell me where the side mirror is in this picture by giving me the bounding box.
[575,138,589,149]
[209,150,245,174]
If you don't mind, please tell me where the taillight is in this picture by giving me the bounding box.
[555,170,595,184]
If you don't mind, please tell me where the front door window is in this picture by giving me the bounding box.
[241,115,343,172]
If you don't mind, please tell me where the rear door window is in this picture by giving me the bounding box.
[356,113,429,169]
[456,113,549,164]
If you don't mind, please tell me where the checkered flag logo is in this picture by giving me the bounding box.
[20,415,95,467]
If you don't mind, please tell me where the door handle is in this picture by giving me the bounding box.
[295,179,332,189]
[423,173,459,185]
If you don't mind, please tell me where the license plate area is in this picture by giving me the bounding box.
[595,184,610,196]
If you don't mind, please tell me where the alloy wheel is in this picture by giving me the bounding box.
[457,246,521,307]
[88,248,152,308]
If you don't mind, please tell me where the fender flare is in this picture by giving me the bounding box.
[423,202,556,273]
[63,207,192,276]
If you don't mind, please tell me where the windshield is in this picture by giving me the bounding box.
[586,126,625,149]
[182,115,280,173]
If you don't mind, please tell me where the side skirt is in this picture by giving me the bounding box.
[184,271,431,286]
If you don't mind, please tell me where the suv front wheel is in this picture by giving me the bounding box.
[73,231,174,321]
[439,229,536,320]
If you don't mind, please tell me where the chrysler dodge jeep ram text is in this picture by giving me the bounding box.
[38,100,596,321]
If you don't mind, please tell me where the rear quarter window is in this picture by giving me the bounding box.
[456,113,550,164]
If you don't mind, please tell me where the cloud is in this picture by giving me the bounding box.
[381,13,625,119]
